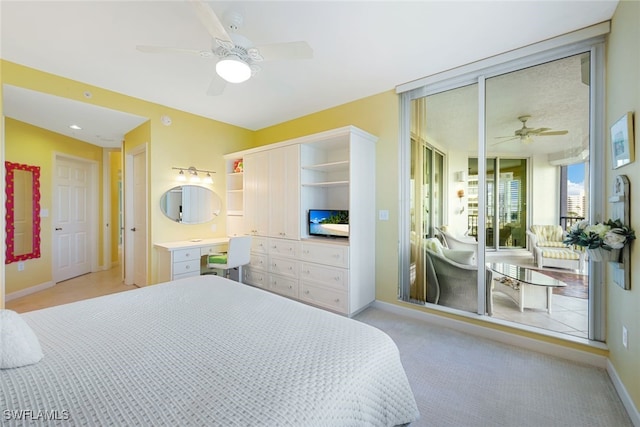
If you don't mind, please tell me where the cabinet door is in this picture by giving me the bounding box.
[268,145,300,239]
[244,151,269,236]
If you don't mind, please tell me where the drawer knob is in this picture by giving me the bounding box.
[334,298,340,303]
[334,276,340,281]
[288,285,293,289]
[304,290,310,295]
[185,265,190,270]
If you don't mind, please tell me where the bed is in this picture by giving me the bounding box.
[1,275,420,426]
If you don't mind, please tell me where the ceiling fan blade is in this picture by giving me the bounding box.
[136,45,212,57]
[538,130,569,136]
[188,0,233,45]
[256,41,313,61]
[492,137,518,145]
[528,127,551,134]
[206,75,227,96]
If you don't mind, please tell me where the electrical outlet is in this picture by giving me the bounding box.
[17,262,25,272]
[622,326,628,349]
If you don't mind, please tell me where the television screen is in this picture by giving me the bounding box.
[308,209,349,238]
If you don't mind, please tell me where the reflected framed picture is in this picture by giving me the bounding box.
[610,112,634,169]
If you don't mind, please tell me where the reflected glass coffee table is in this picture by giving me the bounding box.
[487,263,567,314]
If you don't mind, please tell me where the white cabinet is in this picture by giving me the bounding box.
[268,145,300,240]
[239,146,300,240]
[243,151,269,236]
[225,126,376,316]
[154,238,229,283]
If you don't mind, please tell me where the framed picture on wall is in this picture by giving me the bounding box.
[610,112,635,169]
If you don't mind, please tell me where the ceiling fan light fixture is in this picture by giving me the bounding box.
[216,55,251,83]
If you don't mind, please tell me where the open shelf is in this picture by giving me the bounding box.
[301,160,349,172]
[301,181,349,188]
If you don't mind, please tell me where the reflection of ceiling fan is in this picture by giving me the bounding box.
[494,115,568,144]
[136,0,313,95]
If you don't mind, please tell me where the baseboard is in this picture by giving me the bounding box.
[607,359,640,426]
[372,300,608,368]
[6,281,55,302]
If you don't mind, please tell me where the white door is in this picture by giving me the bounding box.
[125,146,147,286]
[54,157,92,282]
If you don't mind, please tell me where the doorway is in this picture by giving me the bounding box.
[124,144,148,287]
[53,154,99,283]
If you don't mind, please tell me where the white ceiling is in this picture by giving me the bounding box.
[1,0,619,148]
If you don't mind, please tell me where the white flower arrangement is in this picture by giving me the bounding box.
[564,219,635,250]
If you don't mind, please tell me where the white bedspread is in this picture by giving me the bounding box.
[1,276,419,426]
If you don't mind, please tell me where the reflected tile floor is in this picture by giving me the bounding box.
[487,250,588,339]
[491,292,588,338]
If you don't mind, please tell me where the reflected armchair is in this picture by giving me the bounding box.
[435,226,478,264]
[527,225,585,271]
[424,238,492,315]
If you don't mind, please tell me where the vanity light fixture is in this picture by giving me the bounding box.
[172,166,215,184]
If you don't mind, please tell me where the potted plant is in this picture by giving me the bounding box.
[563,219,635,262]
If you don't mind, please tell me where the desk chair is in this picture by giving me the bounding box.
[206,236,252,283]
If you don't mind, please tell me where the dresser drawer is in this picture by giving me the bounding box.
[173,248,201,263]
[249,253,268,270]
[269,275,298,298]
[269,256,298,278]
[268,239,300,258]
[299,282,347,314]
[301,242,349,268]
[173,259,201,276]
[299,263,347,291]
[244,267,267,289]
[251,237,269,254]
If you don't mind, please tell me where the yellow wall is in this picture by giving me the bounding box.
[1,60,257,288]
[1,8,638,410]
[605,0,640,410]
[253,90,614,355]
[255,91,401,303]
[4,118,104,295]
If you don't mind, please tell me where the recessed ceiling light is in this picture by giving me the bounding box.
[69,124,82,130]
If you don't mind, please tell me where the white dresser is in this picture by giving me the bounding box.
[154,238,229,283]
[244,237,360,316]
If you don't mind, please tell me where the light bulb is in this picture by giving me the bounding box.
[216,56,251,83]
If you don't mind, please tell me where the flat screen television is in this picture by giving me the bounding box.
[308,209,349,238]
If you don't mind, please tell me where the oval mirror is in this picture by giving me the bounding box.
[160,185,222,224]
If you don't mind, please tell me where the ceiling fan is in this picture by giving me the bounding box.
[136,0,313,95]
[494,115,568,144]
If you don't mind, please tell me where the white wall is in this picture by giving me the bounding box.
[530,153,560,225]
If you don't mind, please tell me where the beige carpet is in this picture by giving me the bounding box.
[355,306,632,427]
